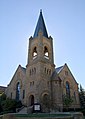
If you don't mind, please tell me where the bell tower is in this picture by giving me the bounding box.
[26,10,55,105]
[27,10,54,65]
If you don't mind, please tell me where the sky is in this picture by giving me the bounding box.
[0,0,85,89]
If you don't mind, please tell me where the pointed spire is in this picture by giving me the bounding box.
[33,10,48,38]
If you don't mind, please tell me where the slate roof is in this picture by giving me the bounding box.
[56,65,64,74]
[33,10,48,38]
[51,65,64,78]
[21,66,26,73]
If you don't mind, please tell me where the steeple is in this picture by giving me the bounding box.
[33,10,48,38]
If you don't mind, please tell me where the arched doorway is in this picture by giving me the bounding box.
[29,95,34,106]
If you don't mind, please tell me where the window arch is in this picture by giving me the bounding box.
[16,82,20,100]
[44,46,49,59]
[66,81,70,98]
[33,47,37,59]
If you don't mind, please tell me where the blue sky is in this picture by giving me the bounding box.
[0,0,85,89]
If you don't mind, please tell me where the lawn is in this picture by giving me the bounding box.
[15,113,72,118]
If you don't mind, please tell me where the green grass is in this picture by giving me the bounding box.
[15,113,72,118]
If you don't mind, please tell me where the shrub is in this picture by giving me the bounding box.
[0,93,6,102]
[1,99,22,113]
[81,109,85,116]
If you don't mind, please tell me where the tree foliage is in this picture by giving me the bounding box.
[0,93,6,113]
[0,93,6,102]
[1,99,17,112]
[41,94,58,112]
[0,93,22,113]
[79,85,85,109]
[63,94,73,111]
[41,94,51,112]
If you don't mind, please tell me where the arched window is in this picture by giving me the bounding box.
[44,46,49,59]
[23,90,25,99]
[16,82,20,100]
[30,69,31,75]
[45,67,46,73]
[34,67,36,74]
[33,47,37,59]
[47,69,49,74]
[66,81,70,98]
[74,92,76,102]
[49,69,51,75]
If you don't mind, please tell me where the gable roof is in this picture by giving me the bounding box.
[7,65,26,86]
[33,10,48,38]
[56,63,78,84]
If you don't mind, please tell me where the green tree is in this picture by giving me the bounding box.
[0,104,3,113]
[1,98,22,112]
[1,99,16,112]
[63,94,73,111]
[41,94,51,112]
[41,94,58,112]
[79,85,85,109]
[0,93,6,113]
[0,93,6,102]
[0,93,22,113]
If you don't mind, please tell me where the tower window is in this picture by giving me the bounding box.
[45,67,46,73]
[49,69,51,75]
[44,46,49,59]
[23,90,25,99]
[47,69,49,74]
[30,69,31,75]
[33,47,37,59]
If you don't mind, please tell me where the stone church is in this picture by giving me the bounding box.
[6,11,80,111]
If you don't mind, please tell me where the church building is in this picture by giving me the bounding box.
[6,10,80,111]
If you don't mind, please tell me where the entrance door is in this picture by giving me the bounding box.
[29,95,34,106]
